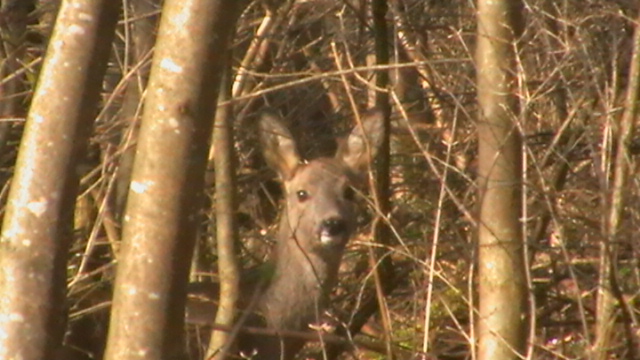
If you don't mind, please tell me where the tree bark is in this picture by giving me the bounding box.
[207,50,241,360]
[475,0,526,359]
[592,13,640,360]
[0,0,32,158]
[0,1,119,359]
[103,1,243,359]
[370,1,395,359]
[114,0,161,219]
[317,2,396,359]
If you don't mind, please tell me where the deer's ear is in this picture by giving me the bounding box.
[338,109,385,172]
[260,109,301,179]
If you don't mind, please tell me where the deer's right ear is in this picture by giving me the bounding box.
[259,110,301,180]
[338,108,385,172]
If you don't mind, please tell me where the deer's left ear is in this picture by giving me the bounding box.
[337,109,385,172]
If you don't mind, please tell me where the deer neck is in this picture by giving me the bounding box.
[258,216,345,331]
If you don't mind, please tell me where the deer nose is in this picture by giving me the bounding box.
[321,218,348,237]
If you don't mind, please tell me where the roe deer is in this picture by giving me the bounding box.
[189,109,384,359]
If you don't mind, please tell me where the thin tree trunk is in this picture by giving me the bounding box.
[0,1,119,359]
[0,0,31,158]
[315,2,396,359]
[475,0,526,359]
[370,0,395,359]
[114,0,160,219]
[592,13,640,360]
[103,1,243,359]
[207,53,241,360]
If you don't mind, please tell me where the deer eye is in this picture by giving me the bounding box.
[296,190,309,202]
[343,187,355,201]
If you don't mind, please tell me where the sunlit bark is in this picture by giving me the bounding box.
[475,0,526,359]
[592,13,640,360]
[103,1,243,359]
[0,1,119,359]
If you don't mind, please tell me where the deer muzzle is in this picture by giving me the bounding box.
[319,217,349,245]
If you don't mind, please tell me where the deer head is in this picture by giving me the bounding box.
[254,109,384,350]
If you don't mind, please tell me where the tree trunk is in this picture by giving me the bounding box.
[114,0,161,219]
[592,13,640,360]
[0,1,119,359]
[370,0,395,359]
[208,52,241,360]
[0,0,31,160]
[475,0,526,359]
[103,1,243,359]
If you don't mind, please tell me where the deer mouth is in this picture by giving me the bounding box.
[320,231,343,245]
[319,218,349,245]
